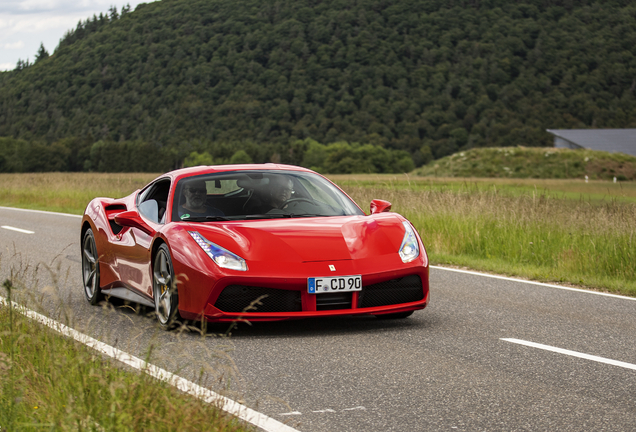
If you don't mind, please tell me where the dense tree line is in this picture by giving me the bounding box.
[0,0,635,172]
[0,136,414,174]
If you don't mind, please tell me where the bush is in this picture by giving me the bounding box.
[229,150,253,164]
[183,151,214,167]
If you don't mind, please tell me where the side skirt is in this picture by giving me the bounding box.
[101,286,155,308]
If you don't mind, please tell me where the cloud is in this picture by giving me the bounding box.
[0,1,117,15]
[3,41,25,49]
[4,13,86,32]
[0,62,16,70]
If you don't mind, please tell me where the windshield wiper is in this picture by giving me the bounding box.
[181,216,231,222]
[243,213,292,219]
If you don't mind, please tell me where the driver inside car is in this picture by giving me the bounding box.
[246,174,294,215]
[267,175,294,210]
[178,180,224,219]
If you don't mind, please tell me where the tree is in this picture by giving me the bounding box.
[230,150,253,164]
[183,151,214,167]
[35,43,49,62]
[109,6,119,21]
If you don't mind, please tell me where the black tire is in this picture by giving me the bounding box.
[153,244,180,329]
[82,228,103,305]
[375,311,414,320]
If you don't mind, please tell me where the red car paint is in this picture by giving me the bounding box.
[81,164,429,323]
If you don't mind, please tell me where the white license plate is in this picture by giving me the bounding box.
[308,275,362,294]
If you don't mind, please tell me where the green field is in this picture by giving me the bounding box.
[1,172,634,298]
[331,174,636,203]
[0,172,156,214]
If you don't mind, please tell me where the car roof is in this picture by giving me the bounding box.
[144,164,315,186]
[165,163,312,182]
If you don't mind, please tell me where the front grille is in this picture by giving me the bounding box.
[359,275,423,308]
[316,292,352,310]
[214,285,302,313]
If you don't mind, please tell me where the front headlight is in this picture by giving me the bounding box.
[399,221,420,263]
[188,231,248,271]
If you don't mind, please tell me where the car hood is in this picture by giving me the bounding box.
[185,214,406,262]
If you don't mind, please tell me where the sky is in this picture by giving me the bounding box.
[0,0,157,71]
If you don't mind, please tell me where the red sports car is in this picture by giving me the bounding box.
[81,164,429,328]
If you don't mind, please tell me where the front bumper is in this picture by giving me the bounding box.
[180,266,429,322]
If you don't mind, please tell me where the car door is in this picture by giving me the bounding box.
[112,178,171,300]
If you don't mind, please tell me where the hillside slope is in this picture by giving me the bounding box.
[415,147,636,180]
[0,0,635,166]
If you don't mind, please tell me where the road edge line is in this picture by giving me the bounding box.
[0,205,82,218]
[0,295,300,432]
[430,265,635,301]
[1,225,35,234]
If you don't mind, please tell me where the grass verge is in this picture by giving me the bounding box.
[339,179,636,297]
[0,280,251,432]
[0,172,156,214]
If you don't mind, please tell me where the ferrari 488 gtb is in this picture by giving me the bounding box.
[81,164,429,328]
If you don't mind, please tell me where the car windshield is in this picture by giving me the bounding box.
[171,170,365,222]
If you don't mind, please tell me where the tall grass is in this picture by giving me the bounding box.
[0,277,251,431]
[331,174,636,203]
[345,184,636,296]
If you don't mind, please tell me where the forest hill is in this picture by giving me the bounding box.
[1,0,635,166]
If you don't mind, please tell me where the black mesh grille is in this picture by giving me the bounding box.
[316,292,352,310]
[359,275,424,308]
[109,219,123,235]
[215,285,302,313]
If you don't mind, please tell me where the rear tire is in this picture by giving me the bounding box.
[82,228,103,305]
[153,244,180,330]
[375,311,414,319]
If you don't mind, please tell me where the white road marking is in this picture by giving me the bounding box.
[0,205,82,218]
[1,225,34,234]
[285,406,366,416]
[430,265,636,301]
[0,296,300,432]
[501,338,636,371]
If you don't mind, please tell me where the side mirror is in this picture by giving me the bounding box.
[114,210,156,235]
[370,199,392,214]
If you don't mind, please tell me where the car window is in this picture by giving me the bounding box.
[138,179,171,224]
[297,176,341,208]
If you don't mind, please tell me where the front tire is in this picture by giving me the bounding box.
[82,228,103,305]
[153,244,180,329]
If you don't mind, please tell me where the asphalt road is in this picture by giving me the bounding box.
[1,206,635,431]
